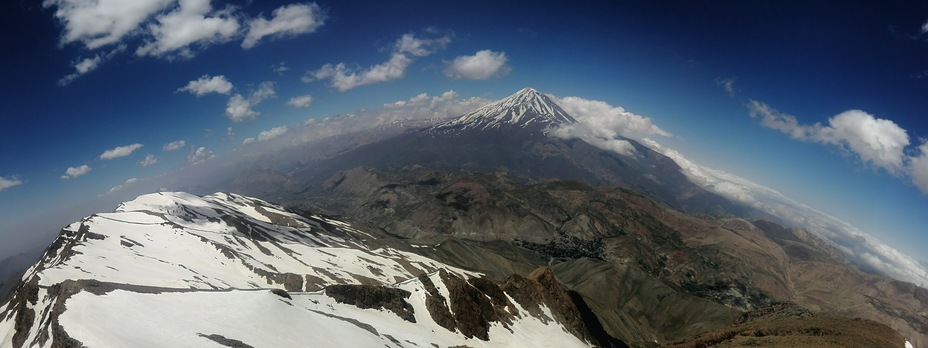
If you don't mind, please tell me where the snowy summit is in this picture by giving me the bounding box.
[437,87,576,131]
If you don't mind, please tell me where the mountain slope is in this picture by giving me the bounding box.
[0,192,618,348]
[290,167,927,347]
[279,87,757,217]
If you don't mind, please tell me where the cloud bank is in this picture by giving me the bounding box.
[549,95,672,156]
[640,136,928,287]
[258,126,288,142]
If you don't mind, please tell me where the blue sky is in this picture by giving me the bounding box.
[2,1,928,278]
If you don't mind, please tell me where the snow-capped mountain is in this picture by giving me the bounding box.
[433,87,576,132]
[0,192,615,348]
[282,87,755,217]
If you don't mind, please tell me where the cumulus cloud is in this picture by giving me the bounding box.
[43,1,326,84]
[177,75,233,96]
[43,0,174,50]
[550,96,672,156]
[287,95,313,108]
[714,77,737,96]
[187,146,215,164]
[136,0,239,58]
[258,126,288,142]
[748,101,923,186]
[139,154,158,167]
[226,81,276,122]
[444,50,511,80]
[242,137,256,145]
[100,143,144,160]
[0,176,23,191]
[305,32,450,91]
[242,3,325,49]
[61,165,91,179]
[909,140,928,193]
[163,140,186,151]
[384,93,428,108]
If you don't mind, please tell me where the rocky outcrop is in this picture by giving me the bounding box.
[324,284,415,323]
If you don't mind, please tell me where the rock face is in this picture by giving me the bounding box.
[324,284,415,323]
[0,191,615,348]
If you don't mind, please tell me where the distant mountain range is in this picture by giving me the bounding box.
[1,87,923,347]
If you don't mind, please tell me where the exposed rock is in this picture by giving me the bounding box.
[324,284,415,323]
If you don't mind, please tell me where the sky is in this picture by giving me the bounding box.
[1,1,928,283]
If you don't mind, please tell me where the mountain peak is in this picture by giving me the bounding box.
[436,87,576,131]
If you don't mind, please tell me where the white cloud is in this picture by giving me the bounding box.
[639,137,928,287]
[57,45,126,85]
[242,3,325,49]
[307,54,412,92]
[61,165,91,179]
[177,75,233,96]
[272,61,290,74]
[163,140,186,151]
[43,0,174,50]
[909,140,928,193]
[139,154,158,167]
[444,50,511,80]
[242,137,256,145]
[0,176,23,191]
[287,95,313,108]
[748,101,910,175]
[100,143,144,160]
[136,0,240,58]
[58,56,101,86]
[384,93,428,108]
[258,126,288,142]
[714,77,737,96]
[922,19,928,34]
[550,96,672,156]
[394,33,452,57]
[107,177,139,194]
[226,94,257,122]
[187,146,214,164]
[225,81,276,122]
[305,32,450,91]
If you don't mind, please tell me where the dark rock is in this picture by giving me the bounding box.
[324,284,415,323]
